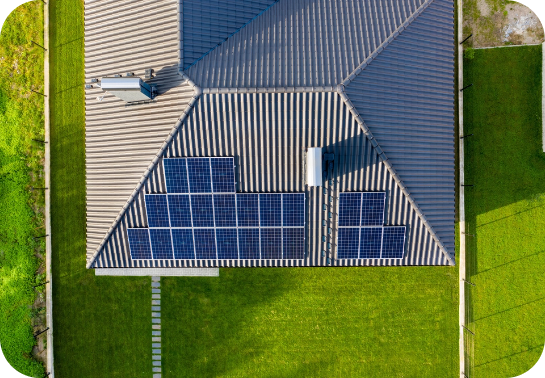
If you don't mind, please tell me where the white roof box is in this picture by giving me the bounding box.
[101,77,154,102]
[307,147,322,187]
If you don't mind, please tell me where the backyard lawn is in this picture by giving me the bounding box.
[464,45,545,378]
[162,268,458,377]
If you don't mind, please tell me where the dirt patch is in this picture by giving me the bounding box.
[463,0,544,48]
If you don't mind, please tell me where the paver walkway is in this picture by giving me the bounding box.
[151,277,162,377]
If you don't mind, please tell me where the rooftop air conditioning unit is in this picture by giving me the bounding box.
[100,77,156,102]
[307,147,322,187]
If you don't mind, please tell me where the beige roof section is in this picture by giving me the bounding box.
[84,0,197,262]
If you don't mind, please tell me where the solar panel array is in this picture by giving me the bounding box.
[337,192,406,259]
[128,158,306,260]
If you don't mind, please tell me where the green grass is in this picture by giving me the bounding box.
[49,0,151,376]
[0,2,46,376]
[464,45,545,377]
[162,268,458,377]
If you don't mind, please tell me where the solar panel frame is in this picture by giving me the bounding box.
[127,228,153,260]
[145,194,170,228]
[337,227,360,259]
[190,194,215,228]
[210,157,236,193]
[260,228,282,259]
[213,194,237,228]
[216,228,239,259]
[238,228,260,259]
[149,228,174,259]
[282,193,305,227]
[163,158,189,193]
[359,227,383,259]
[167,194,192,228]
[236,194,259,227]
[194,228,217,259]
[259,193,282,227]
[187,158,213,193]
[360,192,386,226]
[282,228,305,260]
[381,226,406,259]
[338,193,362,227]
[171,228,195,259]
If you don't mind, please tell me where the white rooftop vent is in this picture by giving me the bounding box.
[307,147,322,187]
[100,77,155,103]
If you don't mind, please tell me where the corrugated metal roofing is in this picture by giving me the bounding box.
[91,92,451,268]
[186,0,428,88]
[345,0,455,253]
[84,0,455,269]
[181,0,278,69]
[84,0,198,262]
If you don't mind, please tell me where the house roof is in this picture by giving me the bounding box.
[84,0,455,268]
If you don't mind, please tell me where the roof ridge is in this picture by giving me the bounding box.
[341,0,435,87]
[336,85,454,265]
[86,73,202,269]
[181,0,281,71]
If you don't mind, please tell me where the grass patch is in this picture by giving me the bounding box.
[464,45,545,377]
[162,268,458,377]
[50,0,151,376]
[0,2,46,376]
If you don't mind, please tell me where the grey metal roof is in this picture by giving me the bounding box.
[186,0,428,88]
[181,0,278,69]
[84,0,455,268]
[91,92,451,268]
[345,0,455,253]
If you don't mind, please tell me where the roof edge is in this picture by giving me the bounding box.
[86,73,202,269]
[336,85,455,266]
[341,0,435,87]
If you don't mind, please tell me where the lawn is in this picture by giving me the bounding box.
[49,0,151,376]
[463,45,545,377]
[162,268,458,377]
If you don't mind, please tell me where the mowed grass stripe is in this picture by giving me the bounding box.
[50,0,151,376]
[162,268,457,377]
[464,45,545,378]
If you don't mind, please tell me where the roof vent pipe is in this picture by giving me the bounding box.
[307,147,322,187]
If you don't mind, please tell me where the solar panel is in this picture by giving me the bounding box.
[381,226,406,259]
[283,193,305,227]
[149,229,174,259]
[190,194,214,227]
[283,228,305,259]
[260,228,282,259]
[237,194,259,227]
[127,229,152,259]
[213,194,237,227]
[171,229,194,259]
[145,195,170,228]
[361,192,385,226]
[216,228,238,259]
[238,228,260,259]
[260,194,282,227]
[168,195,192,228]
[337,228,359,259]
[187,158,212,193]
[194,229,217,259]
[211,158,235,193]
[163,158,189,193]
[338,193,361,227]
[359,227,382,259]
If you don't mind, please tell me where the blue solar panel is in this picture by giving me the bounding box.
[214,194,237,227]
[171,229,194,259]
[149,229,174,259]
[168,195,192,228]
[260,194,281,227]
[128,229,152,259]
[194,229,217,259]
[382,227,406,259]
[338,193,361,227]
[261,228,282,259]
[163,158,189,193]
[190,195,214,227]
[337,228,359,259]
[187,158,212,193]
[360,227,382,259]
[236,194,259,227]
[283,194,305,227]
[145,195,170,228]
[216,228,238,259]
[282,228,305,259]
[238,228,260,259]
[211,158,235,193]
[361,193,385,226]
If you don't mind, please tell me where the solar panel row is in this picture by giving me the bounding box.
[145,193,305,229]
[163,157,235,194]
[337,192,405,259]
[127,227,305,260]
